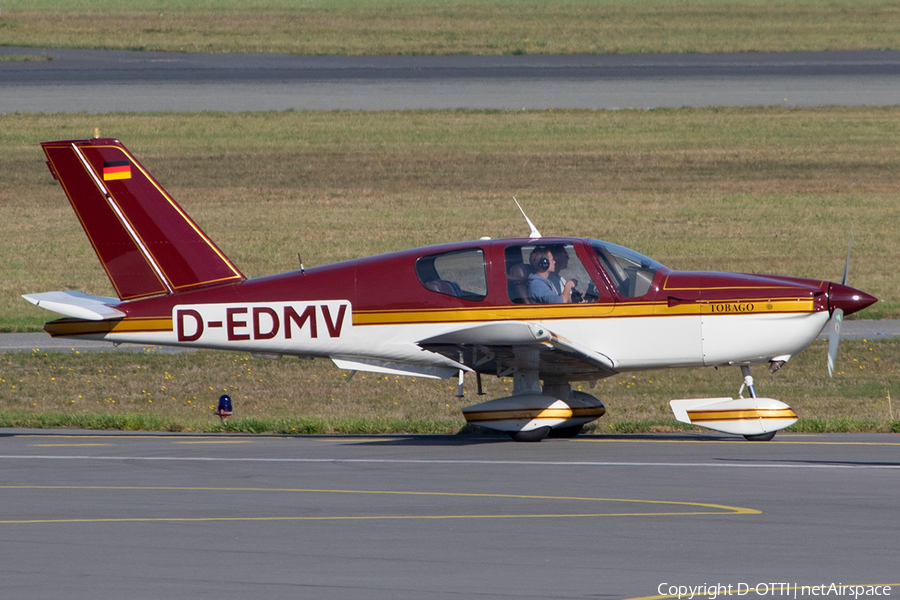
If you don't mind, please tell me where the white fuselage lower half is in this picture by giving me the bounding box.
[88,301,830,378]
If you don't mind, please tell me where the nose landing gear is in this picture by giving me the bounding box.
[670,365,796,441]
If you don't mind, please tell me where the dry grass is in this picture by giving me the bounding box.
[0,350,474,428]
[1,0,899,55]
[3,108,897,332]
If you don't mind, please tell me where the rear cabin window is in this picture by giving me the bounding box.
[415,249,487,301]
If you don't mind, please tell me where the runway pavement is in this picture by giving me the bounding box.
[1,430,898,599]
[2,48,899,111]
[0,332,189,354]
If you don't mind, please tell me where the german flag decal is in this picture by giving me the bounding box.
[102,160,131,181]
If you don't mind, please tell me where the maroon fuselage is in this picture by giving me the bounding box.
[99,237,875,323]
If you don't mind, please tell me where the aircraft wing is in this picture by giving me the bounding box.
[417,321,618,380]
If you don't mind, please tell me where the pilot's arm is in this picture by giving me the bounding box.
[560,279,577,303]
[528,275,568,304]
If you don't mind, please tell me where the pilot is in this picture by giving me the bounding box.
[527,247,577,304]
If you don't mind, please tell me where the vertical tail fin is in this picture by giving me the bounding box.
[41,138,245,300]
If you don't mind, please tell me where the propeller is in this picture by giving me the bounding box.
[826,308,843,377]
[827,231,852,378]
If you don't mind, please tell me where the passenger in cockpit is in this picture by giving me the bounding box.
[547,245,570,295]
[527,247,577,304]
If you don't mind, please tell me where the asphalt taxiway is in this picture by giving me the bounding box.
[2,48,900,111]
[1,430,898,599]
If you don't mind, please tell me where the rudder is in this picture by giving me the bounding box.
[42,138,244,300]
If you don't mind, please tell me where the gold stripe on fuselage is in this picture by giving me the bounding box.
[42,298,816,336]
[45,317,173,337]
[353,298,816,326]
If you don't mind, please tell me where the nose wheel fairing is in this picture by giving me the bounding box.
[670,363,798,439]
[670,397,797,437]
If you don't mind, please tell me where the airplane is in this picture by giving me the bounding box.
[24,136,878,442]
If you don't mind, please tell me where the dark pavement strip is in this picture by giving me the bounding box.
[3,48,900,111]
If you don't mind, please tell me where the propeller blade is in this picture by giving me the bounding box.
[827,308,843,378]
[828,231,853,377]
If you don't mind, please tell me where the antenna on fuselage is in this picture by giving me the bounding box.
[513,197,541,239]
[297,252,306,275]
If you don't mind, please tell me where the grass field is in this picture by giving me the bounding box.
[3,108,897,332]
[1,0,898,55]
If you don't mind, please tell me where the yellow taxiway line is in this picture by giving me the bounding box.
[0,485,759,524]
[29,443,113,447]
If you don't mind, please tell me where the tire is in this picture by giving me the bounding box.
[509,426,551,442]
[548,424,584,438]
[743,431,777,441]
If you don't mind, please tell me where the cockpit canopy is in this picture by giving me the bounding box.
[408,237,668,307]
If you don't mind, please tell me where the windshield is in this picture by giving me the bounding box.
[591,240,665,298]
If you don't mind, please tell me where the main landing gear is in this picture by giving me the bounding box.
[460,373,606,442]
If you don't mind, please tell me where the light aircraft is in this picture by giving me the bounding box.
[25,136,877,441]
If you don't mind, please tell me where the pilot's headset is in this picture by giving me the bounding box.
[531,248,552,273]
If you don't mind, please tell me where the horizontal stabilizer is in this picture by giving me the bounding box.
[23,291,125,321]
[670,397,797,436]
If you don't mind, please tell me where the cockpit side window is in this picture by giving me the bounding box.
[505,243,604,304]
[415,249,487,301]
[591,240,664,298]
